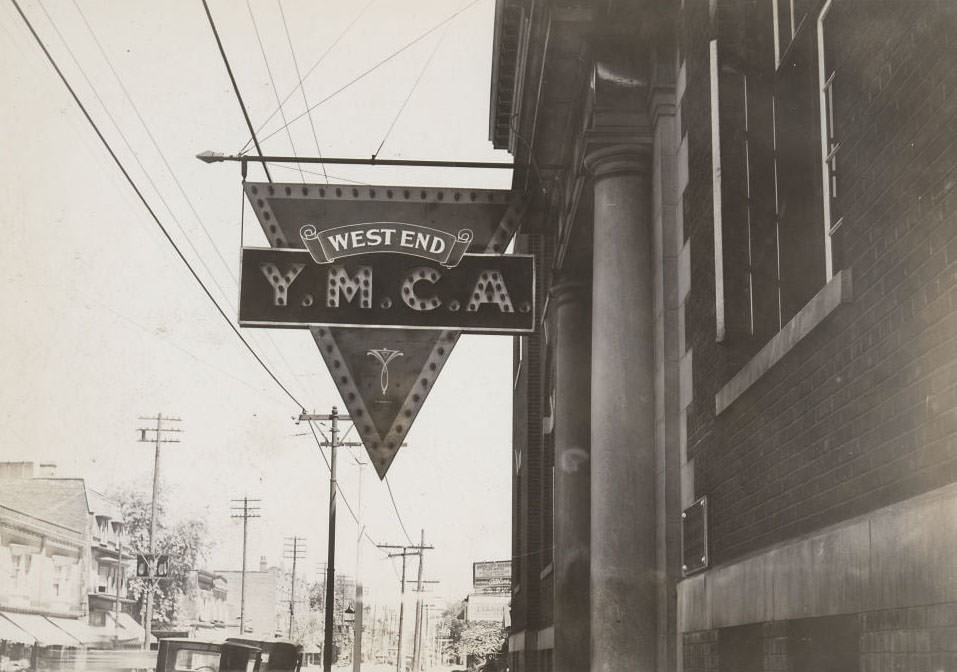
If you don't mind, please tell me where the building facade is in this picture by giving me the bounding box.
[0,463,141,651]
[493,1,956,671]
[179,570,229,638]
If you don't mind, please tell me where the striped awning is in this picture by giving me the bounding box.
[46,617,113,646]
[0,613,32,644]
[0,612,79,647]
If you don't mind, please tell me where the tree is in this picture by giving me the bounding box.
[440,602,506,672]
[110,486,213,627]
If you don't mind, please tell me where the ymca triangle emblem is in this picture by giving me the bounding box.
[245,182,525,477]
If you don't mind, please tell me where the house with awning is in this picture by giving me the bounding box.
[0,462,144,651]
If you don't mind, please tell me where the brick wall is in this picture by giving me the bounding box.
[681,0,957,566]
[861,604,957,672]
[683,630,719,672]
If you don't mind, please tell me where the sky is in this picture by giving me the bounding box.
[0,0,514,609]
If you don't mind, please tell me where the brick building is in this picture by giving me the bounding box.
[492,1,955,671]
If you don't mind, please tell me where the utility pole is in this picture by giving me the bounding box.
[411,531,425,672]
[299,407,351,672]
[231,498,261,636]
[137,413,181,650]
[411,579,440,672]
[351,452,367,672]
[377,541,433,672]
[114,528,123,648]
[284,537,307,639]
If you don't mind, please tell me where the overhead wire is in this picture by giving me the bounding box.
[372,24,448,159]
[267,162,371,185]
[239,0,377,155]
[67,0,310,404]
[200,0,272,182]
[245,0,304,183]
[385,475,414,545]
[34,0,236,313]
[276,0,327,183]
[304,420,388,556]
[9,0,306,412]
[250,0,485,149]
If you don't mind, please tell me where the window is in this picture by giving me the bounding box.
[714,0,840,355]
[11,551,31,589]
[52,561,70,598]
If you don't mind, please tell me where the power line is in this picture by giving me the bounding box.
[277,0,327,184]
[35,0,236,312]
[65,0,312,404]
[245,0,304,182]
[372,25,448,159]
[251,0,485,149]
[10,0,306,411]
[239,0,377,155]
[385,475,414,545]
[200,0,272,182]
[304,418,383,553]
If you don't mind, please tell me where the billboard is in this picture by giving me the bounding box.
[473,560,511,594]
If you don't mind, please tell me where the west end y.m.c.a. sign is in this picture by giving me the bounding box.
[239,220,534,334]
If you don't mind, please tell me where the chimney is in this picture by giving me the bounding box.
[259,556,267,572]
[37,463,57,478]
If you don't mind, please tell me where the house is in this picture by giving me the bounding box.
[0,463,143,651]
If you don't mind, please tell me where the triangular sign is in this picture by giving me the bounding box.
[245,182,524,477]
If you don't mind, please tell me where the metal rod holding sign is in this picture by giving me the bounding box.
[197,151,513,170]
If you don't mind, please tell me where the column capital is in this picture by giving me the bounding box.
[583,143,651,180]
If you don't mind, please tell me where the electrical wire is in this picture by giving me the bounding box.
[69,0,239,287]
[9,0,306,413]
[385,475,414,545]
[50,0,310,406]
[35,0,236,313]
[250,0,485,149]
[304,420,387,555]
[372,25,448,159]
[200,0,272,182]
[239,0,377,155]
[266,162,371,185]
[277,0,327,184]
[245,0,304,182]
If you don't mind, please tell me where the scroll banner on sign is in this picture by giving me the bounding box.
[300,222,473,268]
[243,182,528,478]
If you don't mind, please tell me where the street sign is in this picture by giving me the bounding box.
[243,182,527,477]
[239,248,535,333]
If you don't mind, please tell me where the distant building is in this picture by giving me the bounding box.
[218,557,283,639]
[0,462,143,654]
[179,570,229,638]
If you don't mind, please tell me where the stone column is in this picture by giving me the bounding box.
[586,143,656,672]
[550,277,591,672]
